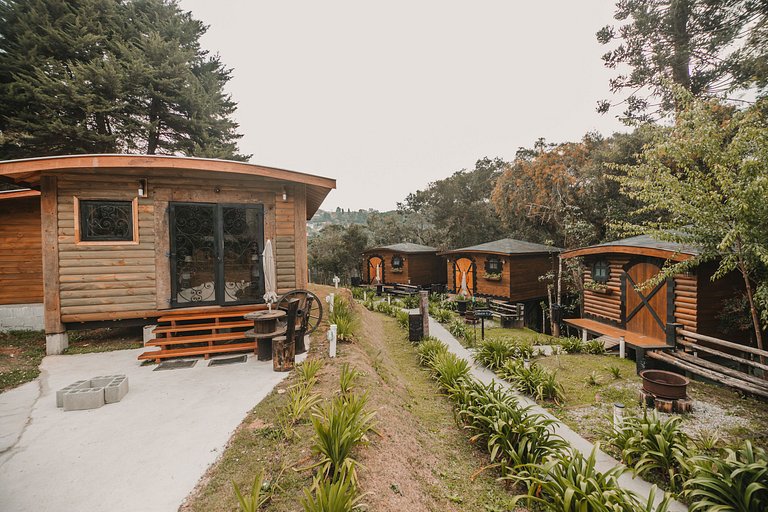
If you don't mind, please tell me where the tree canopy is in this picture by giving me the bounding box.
[598,0,768,123]
[0,0,247,160]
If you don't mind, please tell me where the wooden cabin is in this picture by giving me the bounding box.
[0,155,335,354]
[561,235,746,349]
[440,239,560,329]
[361,243,445,287]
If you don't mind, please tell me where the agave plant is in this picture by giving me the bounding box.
[535,369,565,404]
[338,363,361,397]
[510,447,672,512]
[559,336,584,353]
[301,474,363,512]
[585,338,607,354]
[309,393,377,485]
[474,338,517,370]
[684,441,768,512]
[297,359,324,385]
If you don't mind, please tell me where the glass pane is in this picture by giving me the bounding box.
[222,206,263,303]
[173,204,216,304]
[80,200,133,241]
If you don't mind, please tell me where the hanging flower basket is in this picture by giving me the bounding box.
[483,272,502,281]
[391,268,404,273]
[584,282,611,294]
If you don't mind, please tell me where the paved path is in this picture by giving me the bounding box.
[0,349,295,512]
[427,317,687,511]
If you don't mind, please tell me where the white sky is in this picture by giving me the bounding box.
[179,0,627,211]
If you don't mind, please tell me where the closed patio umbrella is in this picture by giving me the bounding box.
[375,263,382,284]
[460,270,469,297]
[263,239,278,307]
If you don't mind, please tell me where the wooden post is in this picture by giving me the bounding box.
[40,176,67,354]
[419,291,429,338]
[666,322,681,348]
[272,336,295,372]
[329,325,337,357]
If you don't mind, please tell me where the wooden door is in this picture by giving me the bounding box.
[623,261,669,340]
[454,258,475,296]
[367,256,384,284]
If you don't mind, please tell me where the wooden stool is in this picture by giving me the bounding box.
[244,309,286,361]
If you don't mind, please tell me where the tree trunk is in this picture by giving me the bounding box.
[548,283,560,337]
[670,0,693,94]
[147,97,161,154]
[738,260,765,365]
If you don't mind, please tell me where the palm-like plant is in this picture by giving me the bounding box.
[301,474,363,512]
[474,338,517,370]
[416,338,448,367]
[684,441,768,512]
[535,370,565,404]
[233,469,271,512]
[428,351,471,390]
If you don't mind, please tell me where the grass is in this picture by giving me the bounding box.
[0,330,45,392]
[483,326,555,346]
[185,297,522,511]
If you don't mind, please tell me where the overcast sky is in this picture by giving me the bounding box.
[179,1,627,211]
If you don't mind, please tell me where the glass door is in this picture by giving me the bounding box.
[170,203,264,307]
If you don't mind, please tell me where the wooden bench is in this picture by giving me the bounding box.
[138,342,256,361]
[488,300,524,328]
[386,284,421,297]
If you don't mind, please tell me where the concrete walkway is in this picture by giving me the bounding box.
[0,349,294,512]
[427,318,687,511]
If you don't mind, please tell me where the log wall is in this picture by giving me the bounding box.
[0,196,43,305]
[51,169,307,324]
[367,251,445,287]
[447,253,554,301]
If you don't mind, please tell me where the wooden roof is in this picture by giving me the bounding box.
[0,154,336,219]
[440,238,561,256]
[0,189,40,201]
[561,235,700,262]
[364,242,438,254]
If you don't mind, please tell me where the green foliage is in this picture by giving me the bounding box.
[607,365,623,380]
[597,0,766,123]
[448,319,469,340]
[586,371,602,387]
[496,359,564,403]
[510,446,671,512]
[431,308,453,324]
[350,287,366,300]
[395,310,409,330]
[329,296,357,342]
[416,338,449,367]
[559,336,585,354]
[428,351,471,391]
[301,475,363,512]
[309,393,376,486]
[400,294,420,309]
[585,338,607,354]
[474,338,518,370]
[609,412,691,492]
[279,381,321,440]
[297,360,324,385]
[338,363,361,397]
[684,441,768,512]
[0,0,247,159]
[308,224,369,281]
[232,469,270,512]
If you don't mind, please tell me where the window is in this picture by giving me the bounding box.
[391,255,404,269]
[592,260,610,283]
[76,198,137,243]
[485,257,502,274]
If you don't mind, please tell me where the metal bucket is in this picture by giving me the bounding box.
[640,369,689,400]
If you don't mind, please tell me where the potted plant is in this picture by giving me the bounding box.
[455,296,469,315]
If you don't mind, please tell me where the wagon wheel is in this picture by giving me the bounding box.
[276,289,323,334]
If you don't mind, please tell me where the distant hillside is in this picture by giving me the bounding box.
[308,208,387,235]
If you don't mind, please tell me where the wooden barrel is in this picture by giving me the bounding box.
[272,335,294,372]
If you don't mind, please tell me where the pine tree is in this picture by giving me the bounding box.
[0,0,248,160]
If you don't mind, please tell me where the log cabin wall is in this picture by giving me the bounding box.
[695,262,747,341]
[52,169,306,324]
[508,254,556,302]
[582,254,697,334]
[408,253,446,285]
[471,253,511,298]
[0,197,43,305]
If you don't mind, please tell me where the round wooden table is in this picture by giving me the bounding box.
[244,310,287,361]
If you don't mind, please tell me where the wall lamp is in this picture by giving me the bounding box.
[282,186,288,201]
[138,178,148,198]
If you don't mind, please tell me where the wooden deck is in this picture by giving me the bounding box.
[564,318,669,349]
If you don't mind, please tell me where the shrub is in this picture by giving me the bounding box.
[684,441,768,512]
[559,336,584,353]
[584,338,606,354]
[339,363,361,397]
[585,370,602,386]
[510,447,671,512]
[350,287,366,300]
[428,351,471,390]
[474,338,517,370]
[297,359,324,385]
[448,319,468,339]
[301,474,363,512]
[431,308,453,324]
[330,296,357,341]
[395,310,409,329]
[416,338,449,367]
[606,365,622,380]
[280,381,321,440]
[496,359,564,403]
[309,393,377,485]
[611,412,691,492]
[401,294,420,309]
[535,370,565,404]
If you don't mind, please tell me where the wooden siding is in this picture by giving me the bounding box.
[0,196,43,305]
[582,254,697,335]
[364,250,444,286]
[446,253,553,301]
[52,169,306,324]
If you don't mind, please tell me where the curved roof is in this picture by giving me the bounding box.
[561,235,700,261]
[364,242,437,254]
[0,154,336,219]
[441,238,561,256]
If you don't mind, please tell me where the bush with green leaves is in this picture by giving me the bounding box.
[428,350,471,390]
[448,318,468,339]
[233,469,271,512]
[510,447,671,512]
[400,294,420,309]
[684,441,768,512]
[339,363,362,397]
[297,359,324,385]
[350,287,366,300]
[474,337,518,370]
[585,338,607,354]
[308,393,377,485]
[416,338,449,367]
[395,310,409,329]
[559,336,584,354]
[496,359,564,403]
[609,411,691,492]
[301,474,363,512]
[330,296,357,341]
[431,308,453,324]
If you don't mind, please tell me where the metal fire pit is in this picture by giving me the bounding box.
[640,370,689,400]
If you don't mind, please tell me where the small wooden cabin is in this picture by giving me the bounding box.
[361,243,445,287]
[561,235,745,348]
[0,155,335,354]
[440,238,561,301]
